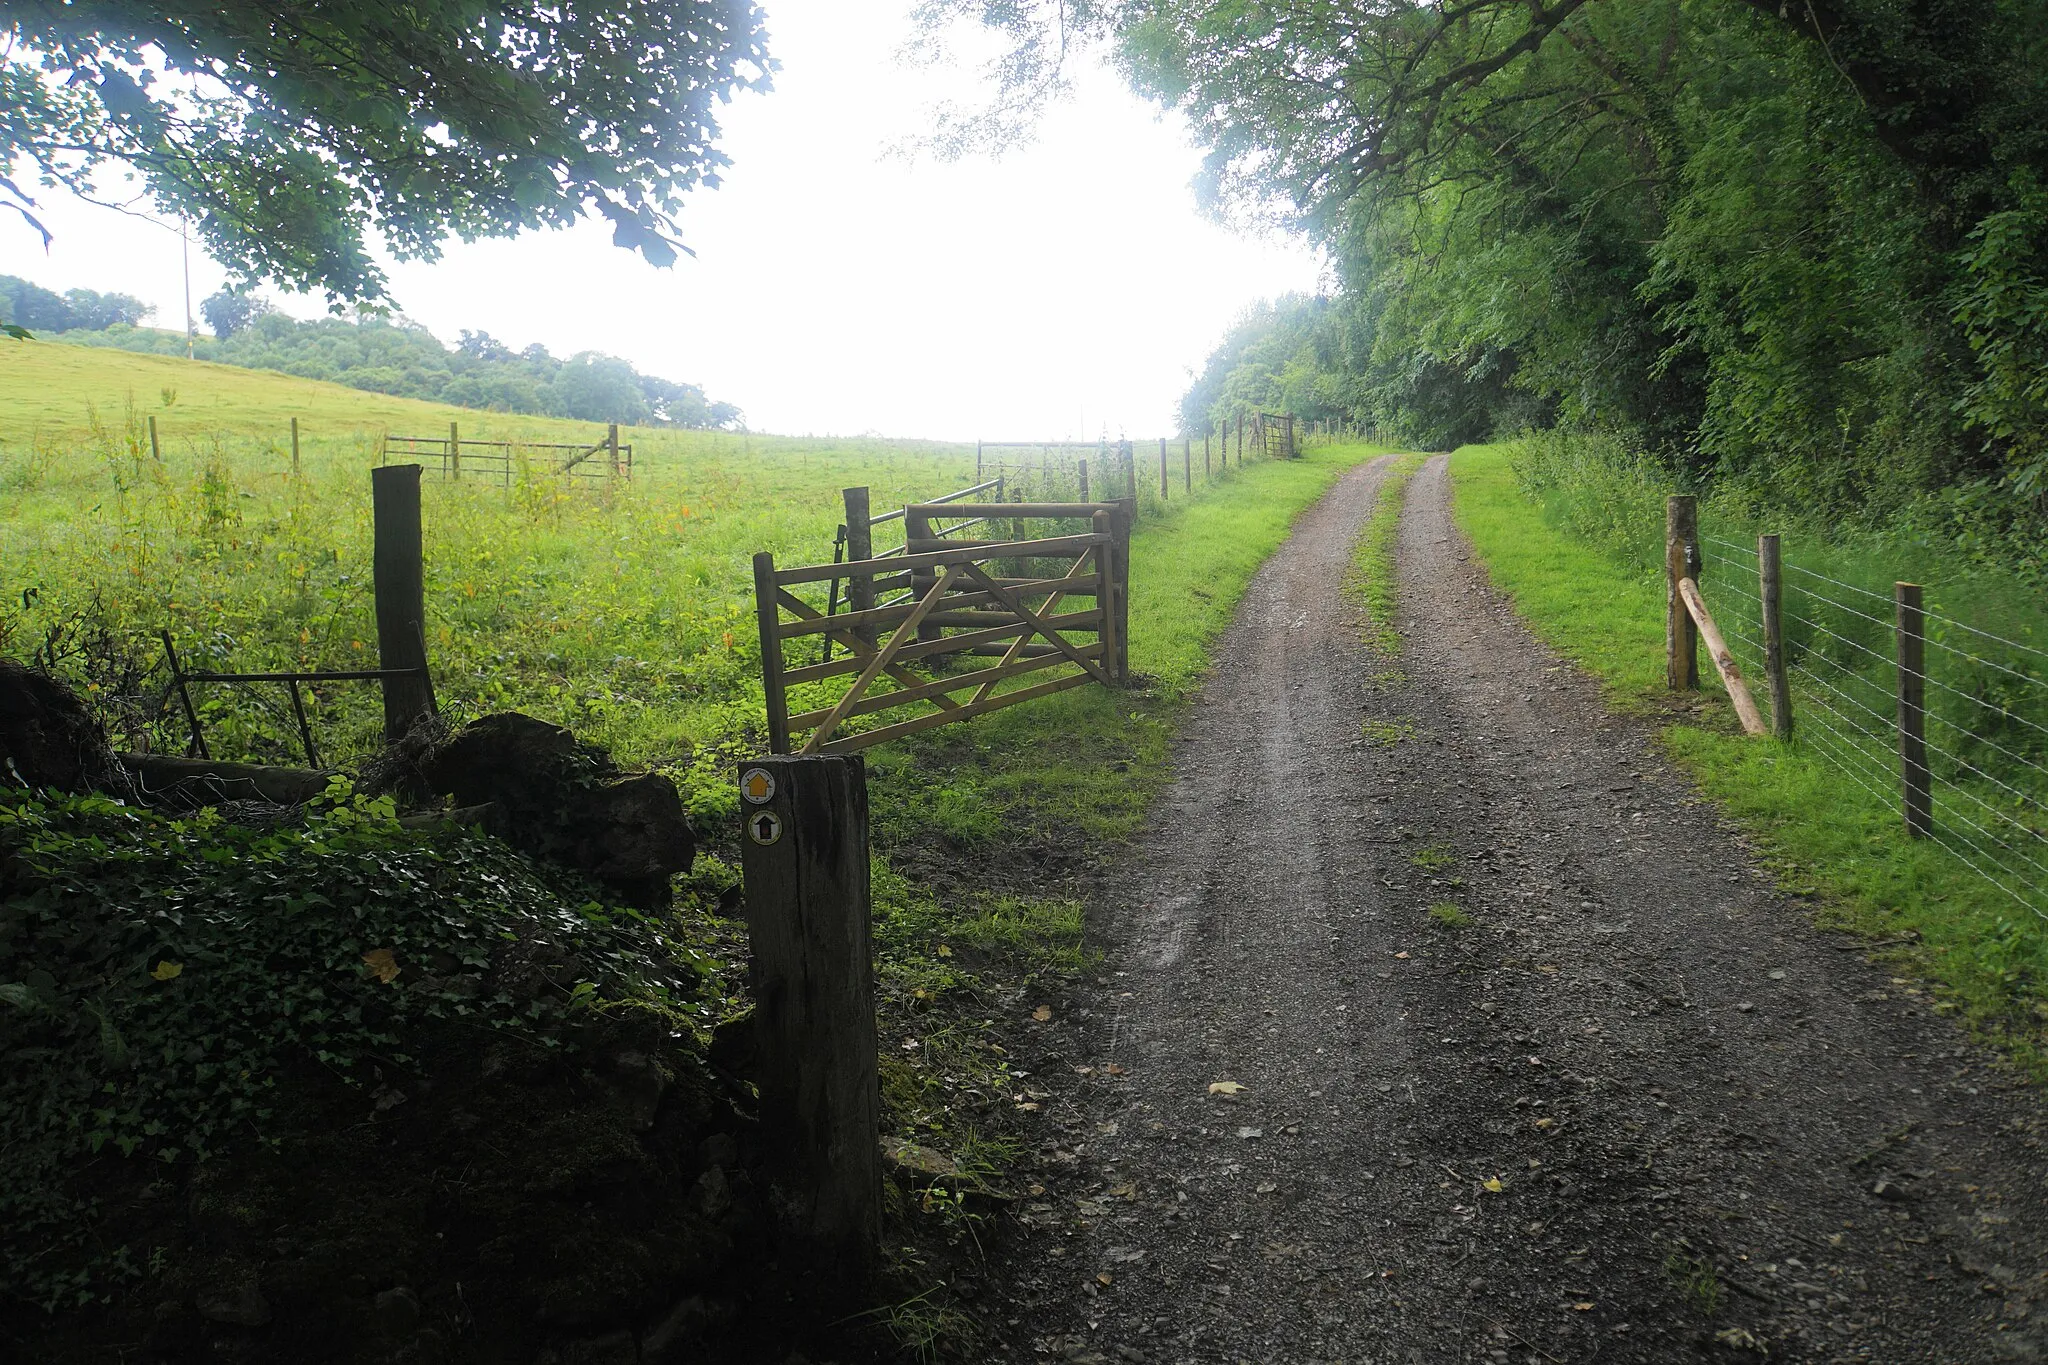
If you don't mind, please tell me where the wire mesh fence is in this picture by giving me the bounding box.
[1694,531,2048,921]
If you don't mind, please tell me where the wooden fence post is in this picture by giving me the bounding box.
[976,439,984,485]
[1109,501,1133,681]
[1183,438,1191,492]
[370,464,436,741]
[1896,582,1931,838]
[148,414,161,462]
[1665,495,1700,690]
[738,754,881,1285]
[905,506,941,644]
[1759,534,1792,740]
[1237,413,1244,464]
[290,417,301,475]
[1204,430,1212,479]
[608,422,621,477]
[752,553,792,753]
[1123,444,1137,502]
[1158,437,1168,499]
[447,420,460,481]
[842,487,874,647]
[1078,457,1090,502]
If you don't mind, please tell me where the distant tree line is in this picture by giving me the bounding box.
[1,275,743,429]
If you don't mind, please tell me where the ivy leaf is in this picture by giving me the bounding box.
[150,961,183,981]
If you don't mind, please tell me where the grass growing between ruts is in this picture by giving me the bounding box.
[1448,443,2048,1074]
[1348,452,1423,655]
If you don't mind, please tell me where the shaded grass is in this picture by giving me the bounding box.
[1450,443,2048,1073]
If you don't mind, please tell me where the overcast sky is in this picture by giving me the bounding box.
[7,1,1323,441]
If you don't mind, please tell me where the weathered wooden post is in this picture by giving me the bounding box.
[290,417,301,475]
[607,422,621,478]
[738,754,881,1285]
[1204,430,1212,479]
[1108,502,1133,681]
[752,553,791,753]
[1237,413,1245,463]
[148,414,161,462]
[1122,442,1137,502]
[842,487,875,648]
[370,464,436,741]
[1183,437,1192,492]
[1158,437,1169,499]
[976,439,984,485]
[1759,534,1792,740]
[1665,495,1700,691]
[447,420,461,481]
[905,505,941,645]
[1078,457,1090,502]
[1896,583,1931,838]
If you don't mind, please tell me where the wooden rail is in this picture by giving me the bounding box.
[754,506,1130,755]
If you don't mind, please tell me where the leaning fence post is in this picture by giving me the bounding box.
[738,754,881,1287]
[1665,495,1700,690]
[1759,534,1792,740]
[370,464,436,741]
[1896,582,1931,838]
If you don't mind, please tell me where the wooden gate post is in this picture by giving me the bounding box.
[607,422,621,477]
[370,464,436,741]
[1109,501,1133,681]
[1896,583,1932,838]
[905,506,942,644]
[738,754,881,1285]
[1665,495,1700,690]
[1759,534,1792,740]
[842,487,875,646]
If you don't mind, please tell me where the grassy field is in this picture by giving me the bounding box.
[1449,442,2048,1071]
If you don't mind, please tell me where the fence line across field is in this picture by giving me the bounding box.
[383,420,632,484]
[1666,498,2048,923]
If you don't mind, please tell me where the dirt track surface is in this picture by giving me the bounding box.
[989,454,2048,1364]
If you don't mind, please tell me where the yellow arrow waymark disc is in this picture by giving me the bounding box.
[740,767,776,805]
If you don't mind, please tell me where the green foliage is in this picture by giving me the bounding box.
[1347,454,1423,655]
[0,783,710,1310]
[0,277,152,333]
[18,289,743,429]
[1426,901,1473,931]
[2,3,773,301]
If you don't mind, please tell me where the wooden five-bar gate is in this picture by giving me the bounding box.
[752,501,1131,755]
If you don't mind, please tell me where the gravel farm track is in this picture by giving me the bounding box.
[982,454,2048,1365]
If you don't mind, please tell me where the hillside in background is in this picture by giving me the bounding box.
[0,273,741,431]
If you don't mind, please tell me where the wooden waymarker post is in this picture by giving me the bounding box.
[1665,495,1700,690]
[370,464,436,741]
[738,754,881,1285]
[1759,534,1792,740]
[1896,582,1931,838]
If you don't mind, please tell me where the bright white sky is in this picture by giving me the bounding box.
[6,1,1322,440]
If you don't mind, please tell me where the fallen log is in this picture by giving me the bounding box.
[120,754,331,810]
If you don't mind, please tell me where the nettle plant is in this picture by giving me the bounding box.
[0,781,711,1310]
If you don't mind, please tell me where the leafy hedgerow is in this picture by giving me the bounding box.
[0,784,712,1312]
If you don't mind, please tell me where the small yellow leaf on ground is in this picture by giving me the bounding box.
[1534,1117,1555,1129]
[1481,1176,1505,1193]
[1394,951,1411,959]
[1096,1272,1113,1287]
[1207,1080,1246,1096]
[936,944,953,958]
[362,948,400,983]
[1032,1005,1052,1022]
[1572,1302,1595,1311]
[150,961,183,981]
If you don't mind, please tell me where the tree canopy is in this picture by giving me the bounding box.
[929,0,2048,521]
[2,1,774,303]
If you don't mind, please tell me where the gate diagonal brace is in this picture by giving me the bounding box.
[955,560,1111,688]
[774,588,961,712]
[970,544,1098,705]
[802,562,965,753]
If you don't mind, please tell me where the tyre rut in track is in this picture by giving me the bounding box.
[990,454,2048,1365]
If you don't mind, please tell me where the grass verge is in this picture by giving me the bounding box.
[1347,453,1423,654]
[1449,443,2048,1074]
